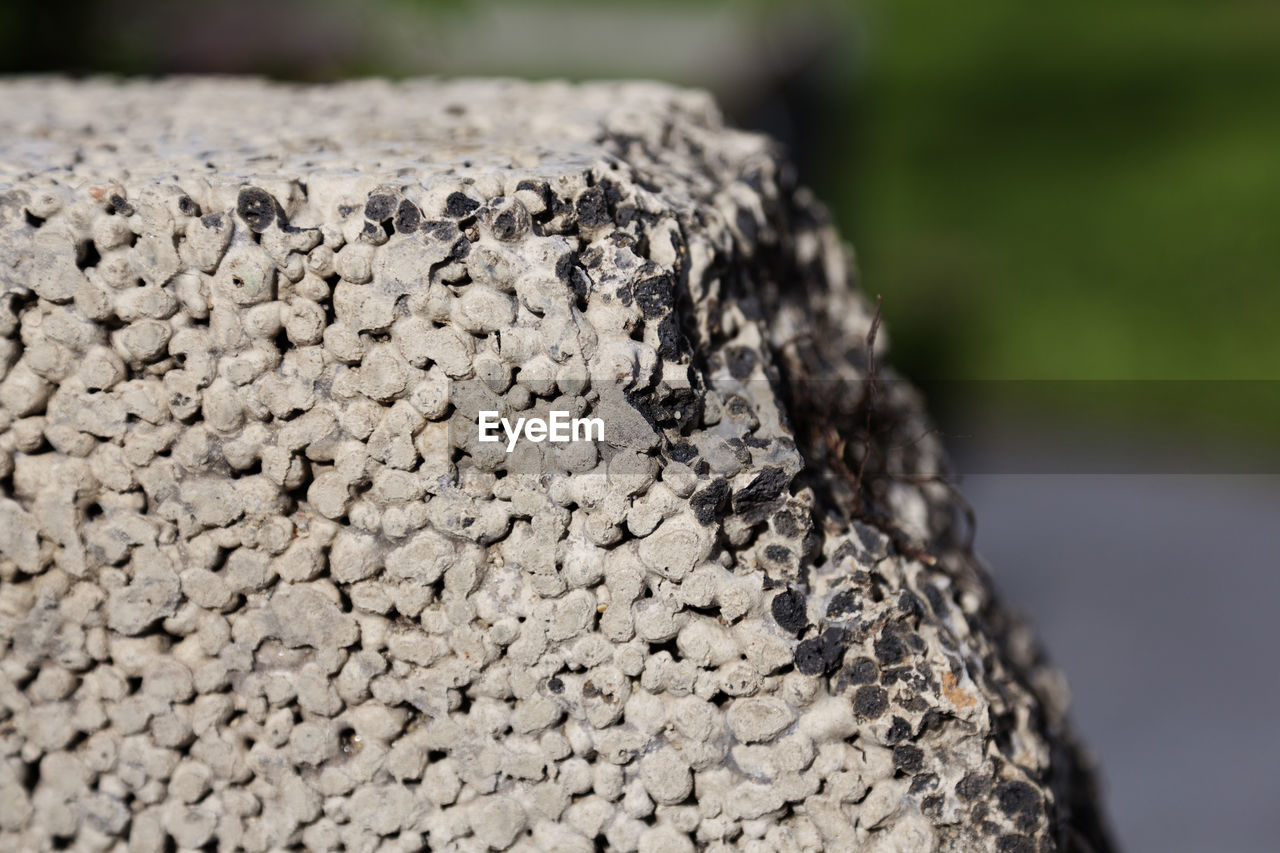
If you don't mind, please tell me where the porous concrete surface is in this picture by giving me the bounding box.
[0,79,1112,852]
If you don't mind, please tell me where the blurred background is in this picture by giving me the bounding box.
[5,1,1278,849]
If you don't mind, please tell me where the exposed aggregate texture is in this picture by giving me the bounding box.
[0,79,1112,852]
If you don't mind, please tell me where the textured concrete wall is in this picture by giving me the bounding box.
[0,79,1111,852]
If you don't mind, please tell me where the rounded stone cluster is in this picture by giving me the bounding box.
[0,79,1109,853]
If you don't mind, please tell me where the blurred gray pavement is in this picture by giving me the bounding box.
[961,472,1280,853]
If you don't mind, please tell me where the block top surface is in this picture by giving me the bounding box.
[0,77,734,189]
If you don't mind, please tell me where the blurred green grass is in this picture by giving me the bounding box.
[847,0,1280,388]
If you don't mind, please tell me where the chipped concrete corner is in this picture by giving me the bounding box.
[0,79,1113,852]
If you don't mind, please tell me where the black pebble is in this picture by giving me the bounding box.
[690,478,729,526]
[394,200,422,233]
[922,795,944,818]
[364,193,397,222]
[772,510,800,538]
[601,178,625,210]
[826,589,861,620]
[515,178,548,199]
[632,274,672,318]
[668,442,697,464]
[569,268,592,305]
[996,836,1035,853]
[795,627,848,676]
[733,467,789,514]
[237,187,276,232]
[109,194,135,217]
[445,192,480,218]
[492,209,519,240]
[898,590,926,619]
[995,781,1041,820]
[555,252,577,282]
[852,520,889,561]
[885,716,911,743]
[853,684,889,718]
[893,744,924,773]
[655,314,683,360]
[575,186,609,226]
[770,589,807,637]
[923,584,948,616]
[881,667,906,686]
[875,631,908,665]
[910,773,939,794]
[763,545,794,567]
[844,656,878,684]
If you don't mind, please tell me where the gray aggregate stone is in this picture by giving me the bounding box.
[0,77,1110,853]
